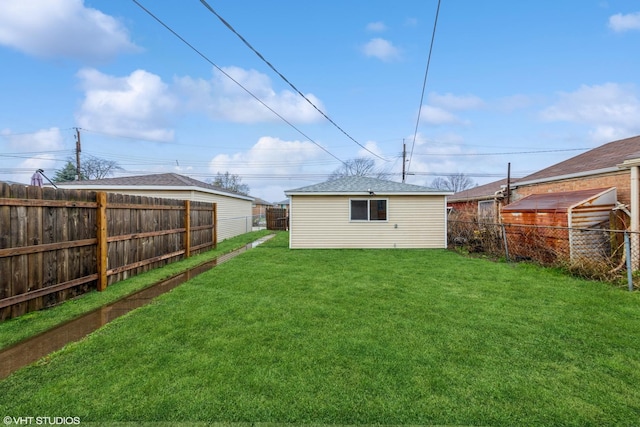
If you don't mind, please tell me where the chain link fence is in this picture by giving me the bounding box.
[448,220,639,290]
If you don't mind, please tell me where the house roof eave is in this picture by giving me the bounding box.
[53,184,255,202]
[285,191,453,197]
[511,167,621,188]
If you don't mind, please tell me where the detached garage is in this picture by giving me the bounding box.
[284,176,452,249]
[56,173,254,241]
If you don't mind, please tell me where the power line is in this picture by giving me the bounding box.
[411,147,590,157]
[406,0,442,176]
[0,128,76,137]
[198,0,388,162]
[80,128,174,144]
[131,0,347,167]
[100,170,523,180]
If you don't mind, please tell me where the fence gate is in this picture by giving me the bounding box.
[266,207,288,230]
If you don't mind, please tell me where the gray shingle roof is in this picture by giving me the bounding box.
[449,178,521,202]
[449,179,505,202]
[251,197,273,206]
[285,176,450,195]
[56,173,252,200]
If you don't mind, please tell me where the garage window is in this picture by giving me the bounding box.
[350,199,387,221]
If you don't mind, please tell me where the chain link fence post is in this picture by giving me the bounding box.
[501,223,510,262]
[625,231,633,292]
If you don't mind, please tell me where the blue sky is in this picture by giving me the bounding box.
[1,0,639,202]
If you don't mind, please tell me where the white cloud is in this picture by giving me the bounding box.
[208,136,335,201]
[357,140,385,160]
[366,22,387,32]
[74,65,328,143]
[419,105,465,125]
[176,66,325,124]
[428,93,485,110]
[75,68,177,141]
[0,0,139,61]
[362,38,401,62]
[608,12,640,32]
[1,128,65,183]
[417,92,484,126]
[403,133,481,187]
[540,83,640,141]
[209,136,330,176]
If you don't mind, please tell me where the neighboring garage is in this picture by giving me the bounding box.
[56,173,254,241]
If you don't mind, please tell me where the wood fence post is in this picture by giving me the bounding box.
[184,200,191,258]
[96,192,108,291]
[213,203,217,249]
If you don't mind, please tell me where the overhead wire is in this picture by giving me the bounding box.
[131,0,346,167]
[0,128,77,137]
[406,0,442,176]
[411,147,590,157]
[198,0,389,162]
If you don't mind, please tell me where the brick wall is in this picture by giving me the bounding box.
[512,170,631,206]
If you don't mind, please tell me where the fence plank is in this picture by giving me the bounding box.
[80,191,96,293]
[10,185,28,318]
[213,203,217,249]
[96,192,107,291]
[55,188,70,304]
[184,200,191,258]
[114,193,125,281]
[131,195,142,276]
[41,186,57,308]
[66,190,82,299]
[0,184,11,320]
[26,185,43,312]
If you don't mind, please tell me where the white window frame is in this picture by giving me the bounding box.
[349,198,388,222]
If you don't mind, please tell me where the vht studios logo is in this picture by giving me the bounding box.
[3,417,80,425]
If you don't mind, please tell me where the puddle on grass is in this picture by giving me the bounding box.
[0,234,275,379]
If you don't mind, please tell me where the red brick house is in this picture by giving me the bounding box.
[509,135,640,208]
[448,178,514,223]
[448,135,640,227]
[507,134,640,228]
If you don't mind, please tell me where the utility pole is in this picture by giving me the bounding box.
[75,128,82,181]
[402,140,406,183]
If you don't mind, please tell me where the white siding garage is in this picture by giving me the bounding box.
[285,176,451,249]
[56,173,253,241]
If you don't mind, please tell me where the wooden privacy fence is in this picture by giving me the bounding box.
[266,207,288,231]
[0,183,217,320]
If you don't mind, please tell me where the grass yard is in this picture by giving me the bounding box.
[0,230,273,349]
[1,232,639,425]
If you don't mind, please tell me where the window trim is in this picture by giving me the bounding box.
[349,198,388,222]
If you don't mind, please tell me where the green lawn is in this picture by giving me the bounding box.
[0,230,273,349]
[1,232,639,426]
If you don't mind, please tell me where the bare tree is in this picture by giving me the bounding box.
[81,155,123,180]
[431,173,475,193]
[209,172,250,195]
[53,156,122,182]
[328,157,389,180]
